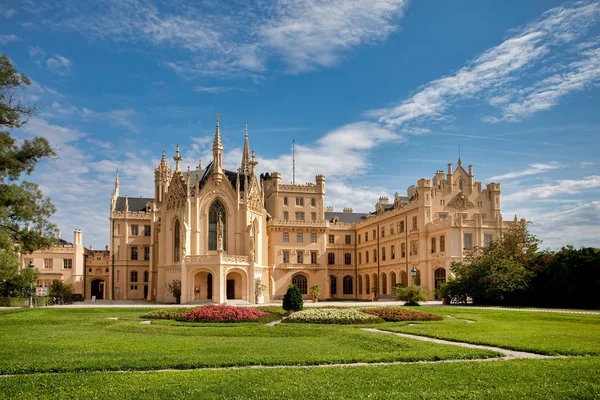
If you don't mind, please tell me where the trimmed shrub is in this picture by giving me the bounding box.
[361,307,443,322]
[395,286,429,306]
[282,285,303,311]
[283,308,383,324]
[180,305,266,323]
[142,307,196,320]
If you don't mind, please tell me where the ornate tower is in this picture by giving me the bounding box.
[154,150,172,203]
[212,113,223,177]
[240,124,251,174]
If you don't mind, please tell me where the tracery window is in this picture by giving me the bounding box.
[292,274,308,295]
[209,200,226,251]
[173,219,180,262]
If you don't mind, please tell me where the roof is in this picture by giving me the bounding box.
[197,161,247,191]
[115,197,155,212]
[325,211,370,224]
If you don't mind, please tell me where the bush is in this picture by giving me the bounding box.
[165,280,181,304]
[49,281,73,300]
[180,305,266,323]
[395,286,429,306]
[283,308,383,324]
[282,285,303,311]
[361,307,442,321]
[142,307,196,320]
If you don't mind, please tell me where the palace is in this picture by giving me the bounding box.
[24,116,522,303]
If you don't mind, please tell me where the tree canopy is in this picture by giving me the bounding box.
[0,54,57,276]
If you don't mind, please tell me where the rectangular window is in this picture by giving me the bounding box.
[131,271,138,283]
[390,224,394,235]
[328,253,335,265]
[358,252,362,264]
[144,225,151,236]
[345,235,351,245]
[374,249,377,262]
[439,213,447,220]
[131,247,138,260]
[131,224,139,236]
[144,271,149,283]
[358,235,361,244]
[297,252,303,264]
[328,235,335,244]
[366,251,369,263]
[410,240,418,256]
[130,285,138,291]
[464,233,473,250]
[344,253,351,265]
[440,235,446,252]
[310,233,317,243]
[401,242,406,258]
[311,212,317,221]
[381,227,385,238]
[283,232,289,242]
[391,245,396,260]
[311,251,318,264]
[400,221,405,233]
[297,233,303,243]
[311,198,316,207]
[295,197,304,206]
[283,197,288,206]
[431,238,436,253]
[283,251,290,264]
[382,247,386,261]
[144,246,150,261]
[373,229,376,240]
[63,259,72,269]
[485,234,493,248]
[283,211,289,220]
[365,232,369,242]
[44,259,53,269]
[295,212,305,221]
[412,216,417,229]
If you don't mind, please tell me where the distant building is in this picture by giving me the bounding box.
[27,115,522,303]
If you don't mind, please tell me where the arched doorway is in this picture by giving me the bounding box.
[434,268,447,299]
[91,279,104,300]
[193,271,213,301]
[226,271,243,300]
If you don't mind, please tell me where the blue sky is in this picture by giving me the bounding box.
[1,0,599,250]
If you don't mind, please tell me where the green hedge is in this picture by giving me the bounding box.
[0,297,50,307]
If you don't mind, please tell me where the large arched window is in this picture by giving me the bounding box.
[459,179,464,191]
[330,275,337,295]
[292,274,308,295]
[434,268,447,299]
[365,275,370,295]
[173,218,180,262]
[343,275,353,295]
[381,273,387,295]
[209,200,226,251]
[390,272,397,288]
[358,275,363,295]
[414,268,421,286]
[401,271,408,287]
[372,273,378,292]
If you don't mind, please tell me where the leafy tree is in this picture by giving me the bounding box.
[0,266,38,297]
[49,280,73,300]
[0,54,57,260]
[446,223,538,305]
[254,278,267,303]
[166,279,181,304]
[282,284,303,311]
[394,285,428,306]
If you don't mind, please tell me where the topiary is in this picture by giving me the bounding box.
[282,284,303,311]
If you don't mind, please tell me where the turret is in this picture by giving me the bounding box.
[316,174,326,195]
[212,113,223,177]
[154,150,172,203]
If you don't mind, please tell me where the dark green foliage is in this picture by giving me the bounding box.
[0,54,57,258]
[0,266,38,297]
[282,284,303,311]
[49,280,74,300]
[165,280,181,304]
[142,307,196,320]
[394,285,429,306]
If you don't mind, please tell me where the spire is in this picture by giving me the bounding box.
[174,144,182,172]
[160,149,168,167]
[250,148,258,175]
[212,112,223,175]
[241,124,251,174]
[198,159,202,169]
[115,168,119,190]
[213,113,223,151]
[457,143,462,166]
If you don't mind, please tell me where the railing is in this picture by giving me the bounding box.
[184,254,250,266]
[278,263,322,269]
[268,219,328,227]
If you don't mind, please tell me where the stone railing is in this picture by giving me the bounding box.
[268,219,328,227]
[278,263,322,269]
[184,254,250,267]
[277,184,317,192]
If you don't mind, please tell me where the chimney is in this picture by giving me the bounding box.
[56,230,61,239]
[89,245,94,250]
[447,163,452,174]
[326,206,334,212]
[378,196,389,205]
[105,245,109,251]
[343,207,353,213]
[468,164,473,176]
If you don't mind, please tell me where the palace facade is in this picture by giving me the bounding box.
[24,116,522,303]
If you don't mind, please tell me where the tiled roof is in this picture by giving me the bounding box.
[115,197,154,212]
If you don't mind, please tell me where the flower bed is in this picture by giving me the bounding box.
[283,308,383,324]
[142,307,196,320]
[180,305,266,323]
[361,307,443,322]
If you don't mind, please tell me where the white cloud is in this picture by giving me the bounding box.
[0,34,19,45]
[580,161,595,167]
[194,86,238,93]
[368,2,600,129]
[487,162,561,181]
[29,46,44,58]
[46,54,72,75]
[0,7,17,18]
[503,175,600,202]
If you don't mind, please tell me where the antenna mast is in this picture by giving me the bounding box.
[292,138,296,185]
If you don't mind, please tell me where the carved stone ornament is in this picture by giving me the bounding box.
[447,192,475,211]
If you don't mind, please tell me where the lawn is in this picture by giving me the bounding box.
[377,306,600,355]
[1,358,599,399]
[0,308,496,374]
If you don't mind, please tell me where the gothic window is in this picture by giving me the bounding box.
[401,271,408,287]
[292,274,307,295]
[358,275,363,295]
[343,276,353,295]
[209,200,226,251]
[459,179,464,191]
[414,268,421,286]
[365,275,370,295]
[330,275,337,295]
[173,219,180,262]
[390,272,397,288]
[381,273,387,295]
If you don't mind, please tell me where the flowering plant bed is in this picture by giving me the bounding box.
[283,308,383,324]
[361,307,443,322]
[180,305,267,323]
[142,307,196,320]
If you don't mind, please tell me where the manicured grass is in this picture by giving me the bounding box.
[1,358,599,399]
[0,308,496,374]
[377,306,600,355]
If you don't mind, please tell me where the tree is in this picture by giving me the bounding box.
[282,284,303,311]
[1,54,57,261]
[254,278,266,303]
[49,280,73,300]
[395,285,428,306]
[166,280,181,304]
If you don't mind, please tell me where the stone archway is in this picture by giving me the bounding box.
[225,270,245,300]
[91,279,104,300]
[193,270,214,301]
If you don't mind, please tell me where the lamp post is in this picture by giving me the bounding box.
[28,261,35,308]
[411,266,417,286]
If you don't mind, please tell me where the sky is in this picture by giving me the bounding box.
[1,0,599,250]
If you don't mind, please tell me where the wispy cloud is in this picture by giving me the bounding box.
[46,54,72,75]
[0,6,17,18]
[31,0,408,78]
[0,34,19,45]
[580,161,595,167]
[503,175,600,202]
[367,1,600,129]
[194,86,241,94]
[488,162,561,181]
